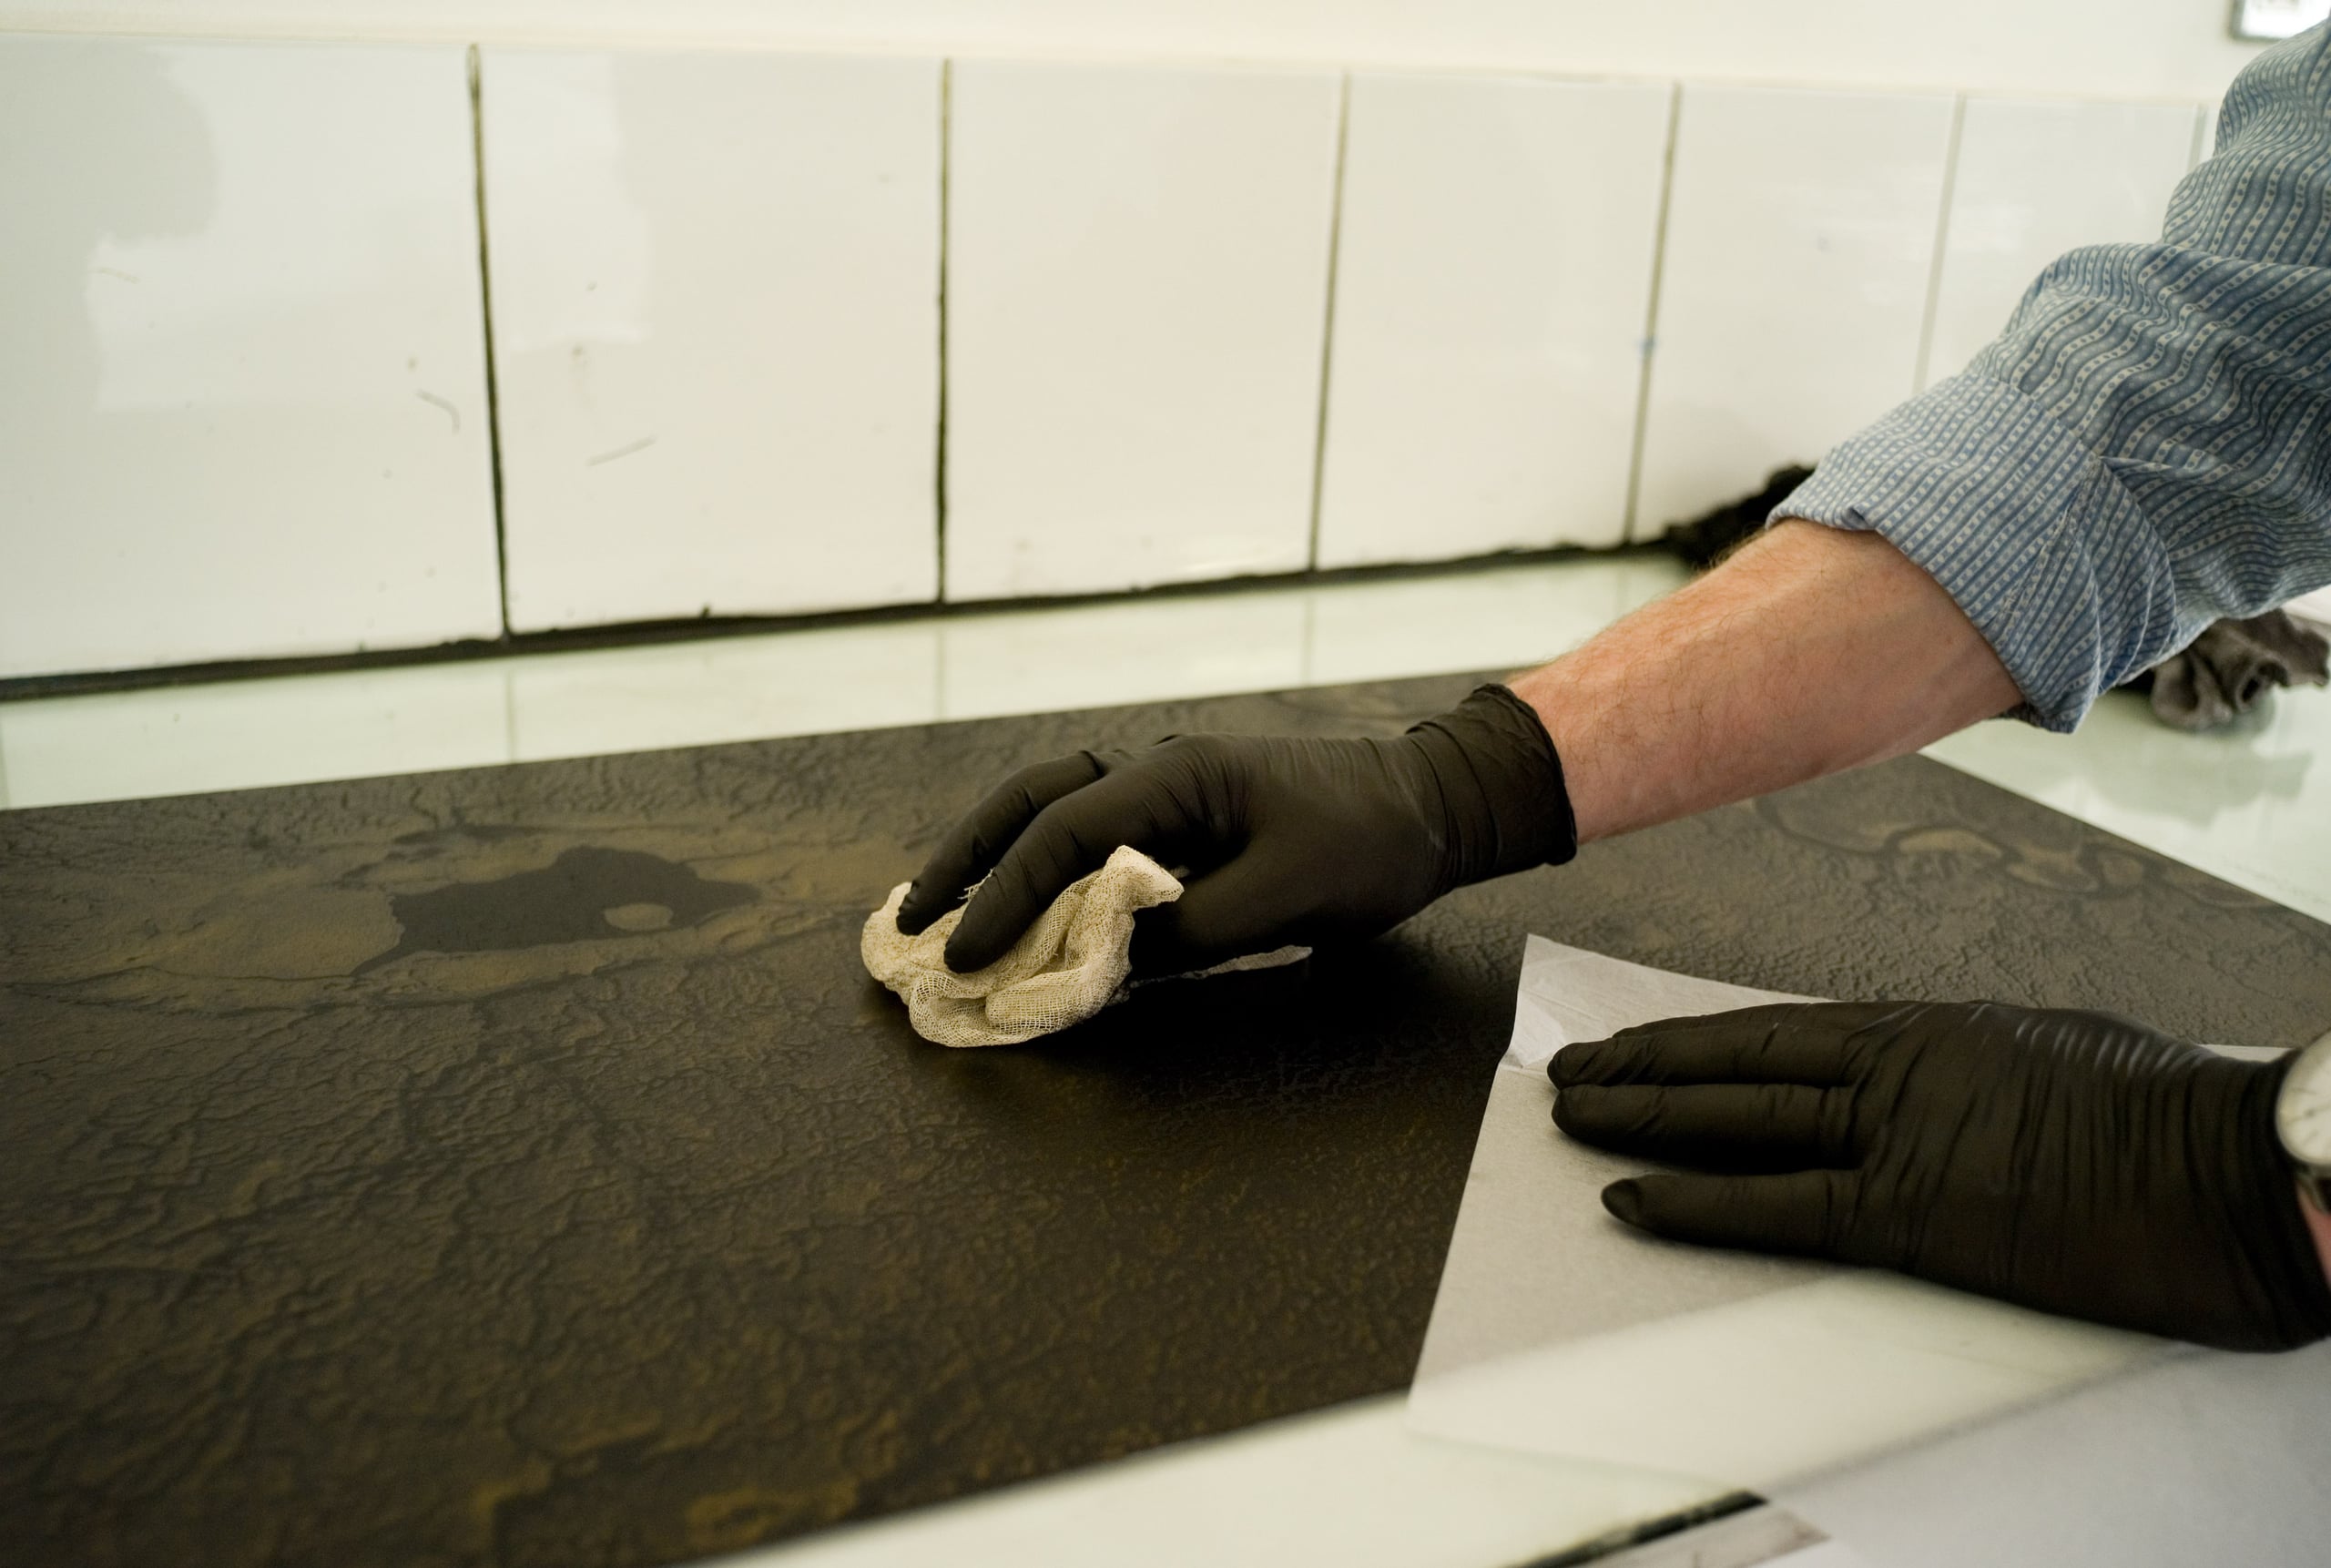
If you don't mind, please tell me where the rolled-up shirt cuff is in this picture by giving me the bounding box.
[1771,372,2179,733]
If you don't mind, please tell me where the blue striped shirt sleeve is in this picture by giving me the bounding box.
[1775,24,2331,731]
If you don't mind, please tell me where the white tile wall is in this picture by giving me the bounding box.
[0,35,502,679]
[482,49,942,632]
[1632,85,1956,536]
[1929,685,2331,927]
[1922,97,2200,389]
[1303,554,1685,686]
[507,620,942,761]
[0,38,2238,687]
[943,59,1343,601]
[1315,74,1673,567]
[0,556,1685,806]
[0,663,514,808]
[938,594,1310,720]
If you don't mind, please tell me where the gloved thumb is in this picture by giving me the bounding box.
[1128,851,1300,980]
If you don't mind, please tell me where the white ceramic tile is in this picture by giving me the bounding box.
[1632,85,1954,537]
[2286,585,2331,622]
[0,558,1680,809]
[482,49,941,632]
[507,620,942,761]
[935,554,1685,722]
[943,59,1342,601]
[0,35,501,680]
[1922,97,2199,388]
[938,593,1311,721]
[1316,74,1672,567]
[0,664,514,809]
[2234,0,2331,41]
[1303,555,1687,687]
[1768,1543,1874,1568]
[1927,686,2331,927]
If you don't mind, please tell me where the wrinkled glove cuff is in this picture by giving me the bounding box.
[1405,685,1579,888]
[2232,1056,2331,1349]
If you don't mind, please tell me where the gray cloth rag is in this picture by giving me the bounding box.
[2146,611,2330,731]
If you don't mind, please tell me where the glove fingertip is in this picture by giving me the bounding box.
[1547,1043,1604,1087]
[1602,1178,1647,1227]
[941,904,1012,973]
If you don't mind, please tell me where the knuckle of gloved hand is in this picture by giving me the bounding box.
[1837,1001,1929,1050]
[2029,1004,2173,1059]
[1817,1084,1858,1155]
[1593,1042,1657,1086]
[1009,754,1085,797]
[1826,1178,1878,1257]
[1145,732,1229,786]
[1552,1085,1635,1141]
[1179,733,1275,813]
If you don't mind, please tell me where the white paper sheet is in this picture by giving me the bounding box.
[1413,938,2331,1564]
[1777,1335,2331,1567]
[1407,938,2162,1491]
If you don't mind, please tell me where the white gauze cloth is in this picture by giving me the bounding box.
[861,845,1305,1047]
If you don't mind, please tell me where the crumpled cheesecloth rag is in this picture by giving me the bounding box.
[2139,610,2330,731]
[862,845,1307,1047]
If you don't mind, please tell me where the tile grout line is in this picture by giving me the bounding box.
[0,545,1681,705]
[1619,81,1684,545]
[1910,94,1968,397]
[466,44,515,640]
[1304,71,1354,573]
[934,59,954,606]
[500,661,520,765]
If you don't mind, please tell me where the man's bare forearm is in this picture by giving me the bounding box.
[1508,521,2021,843]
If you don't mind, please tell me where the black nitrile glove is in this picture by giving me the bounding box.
[1551,1002,2331,1352]
[895,685,1575,977]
